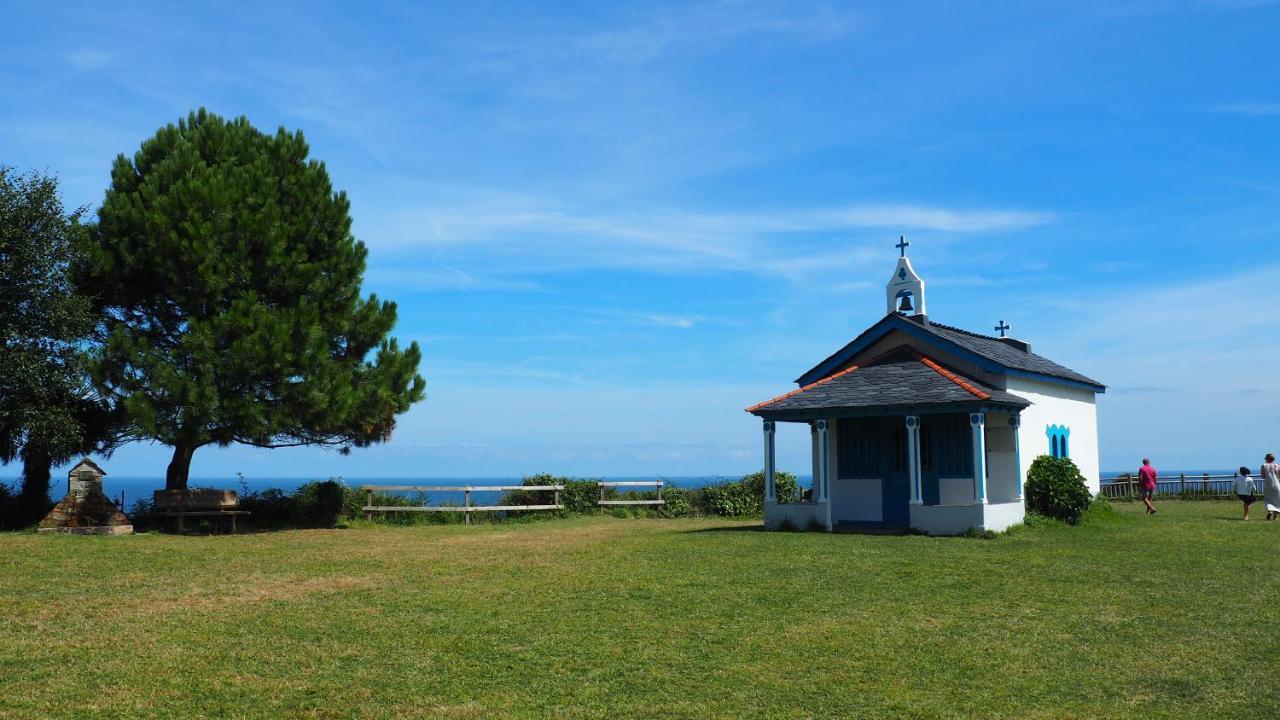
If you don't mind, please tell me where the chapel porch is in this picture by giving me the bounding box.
[747,349,1031,535]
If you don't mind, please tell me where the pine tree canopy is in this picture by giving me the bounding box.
[86,109,426,489]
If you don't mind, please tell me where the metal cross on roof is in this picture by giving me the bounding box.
[994,320,1011,338]
[896,236,910,257]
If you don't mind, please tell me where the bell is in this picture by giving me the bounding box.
[898,294,914,313]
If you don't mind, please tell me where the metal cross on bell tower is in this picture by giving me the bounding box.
[896,236,910,257]
[994,320,1011,338]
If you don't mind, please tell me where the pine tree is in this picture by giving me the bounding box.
[86,110,426,489]
[0,168,107,526]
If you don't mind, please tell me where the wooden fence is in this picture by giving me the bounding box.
[598,480,665,506]
[1100,473,1248,499]
[361,484,564,524]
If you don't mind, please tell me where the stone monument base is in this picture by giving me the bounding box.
[36,525,133,535]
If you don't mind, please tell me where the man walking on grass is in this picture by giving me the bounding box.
[1138,458,1158,515]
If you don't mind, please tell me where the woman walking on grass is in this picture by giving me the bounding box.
[1262,454,1280,521]
[1235,466,1257,521]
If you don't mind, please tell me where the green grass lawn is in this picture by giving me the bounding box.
[2,501,1278,719]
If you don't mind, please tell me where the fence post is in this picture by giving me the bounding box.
[658,481,664,504]
[1180,473,1186,497]
[465,488,471,525]
[365,488,372,521]
[1126,473,1134,498]
[1202,473,1209,495]
[554,486,561,515]
[600,482,605,507]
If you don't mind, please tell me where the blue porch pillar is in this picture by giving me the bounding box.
[763,420,776,503]
[906,415,922,505]
[970,413,987,505]
[816,419,830,502]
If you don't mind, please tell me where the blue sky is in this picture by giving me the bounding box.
[2,0,1278,480]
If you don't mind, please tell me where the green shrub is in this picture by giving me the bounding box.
[236,487,294,527]
[700,470,800,517]
[1025,455,1092,524]
[504,474,598,514]
[739,470,802,505]
[0,481,23,531]
[658,485,693,518]
[291,480,345,528]
[127,496,159,530]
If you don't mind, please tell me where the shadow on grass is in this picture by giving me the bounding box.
[682,523,766,533]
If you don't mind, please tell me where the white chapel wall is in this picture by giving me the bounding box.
[984,413,1021,503]
[1005,377,1101,494]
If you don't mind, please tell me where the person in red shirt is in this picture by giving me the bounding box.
[1138,458,1158,515]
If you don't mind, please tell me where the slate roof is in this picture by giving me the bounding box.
[917,320,1105,389]
[749,350,1030,417]
[796,314,1105,391]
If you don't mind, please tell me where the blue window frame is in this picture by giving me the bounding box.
[1046,424,1071,459]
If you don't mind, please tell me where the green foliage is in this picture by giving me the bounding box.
[701,470,800,517]
[289,480,344,528]
[235,487,295,528]
[0,480,21,531]
[503,474,595,514]
[657,485,692,518]
[701,479,760,517]
[84,109,425,489]
[0,168,113,526]
[1025,455,1093,524]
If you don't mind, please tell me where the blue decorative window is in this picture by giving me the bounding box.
[1046,424,1071,459]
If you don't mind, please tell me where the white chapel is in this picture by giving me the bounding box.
[747,239,1105,535]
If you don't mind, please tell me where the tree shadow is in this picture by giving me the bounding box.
[682,523,766,534]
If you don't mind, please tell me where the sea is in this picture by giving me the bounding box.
[10,469,1246,511]
[18,474,774,510]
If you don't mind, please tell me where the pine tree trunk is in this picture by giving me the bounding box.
[19,445,53,526]
[165,442,198,490]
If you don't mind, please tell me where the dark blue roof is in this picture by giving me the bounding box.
[795,314,1106,392]
[750,350,1030,418]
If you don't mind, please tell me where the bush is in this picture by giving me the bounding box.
[1025,455,1092,524]
[504,474,598,514]
[701,479,760,517]
[658,485,693,518]
[0,481,21,531]
[700,470,800,517]
[291,480,345,528]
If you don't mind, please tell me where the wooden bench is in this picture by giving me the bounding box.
[154,489,251,533]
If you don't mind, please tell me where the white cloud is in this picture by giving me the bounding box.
[580,1,855,63]
[359,195,1056,281]
[640,313,699,329]
[1207,102,1280,116]
[67,49,112,70]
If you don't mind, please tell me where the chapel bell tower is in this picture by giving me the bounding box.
[885,236,926,316]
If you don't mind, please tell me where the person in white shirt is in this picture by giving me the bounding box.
[1234,466,1257,521]
[1262,454,1280,521]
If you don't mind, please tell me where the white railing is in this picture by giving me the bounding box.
[361,484,563,524]
[1100,473,1248,499]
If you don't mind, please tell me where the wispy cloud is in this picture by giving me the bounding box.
[67,49,111,70]
[640,313,700,329]
[1207,102,1280,116]
[580,1,855,63]
[361,196,1056,281]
